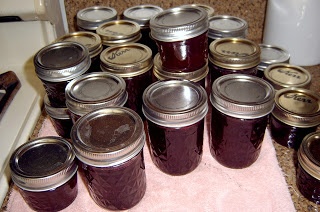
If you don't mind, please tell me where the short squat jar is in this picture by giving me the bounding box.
[209,38,260,84]
[71,107,146,210]
[10,137,78,211]
[76,6,117,32]
[44,94,73,138]
[210,74,275,169]
[263,63,311,91]
[65,72,128,123]
[142,80,208,175]
[152,53,208,88]
[100,43,153,117]
[270,87,320,150]
[296,132,320,204]
[34,41,91,107]
[150,5,209,72]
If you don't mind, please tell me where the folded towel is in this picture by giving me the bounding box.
[5,117,295,211]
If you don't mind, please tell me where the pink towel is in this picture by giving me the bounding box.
[5,117,295,211]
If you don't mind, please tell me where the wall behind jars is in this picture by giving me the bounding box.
[64,0,267,44]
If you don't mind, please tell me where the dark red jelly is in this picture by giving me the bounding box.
[49,116,73,139]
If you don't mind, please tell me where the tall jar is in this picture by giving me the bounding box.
[296,132,320,204]
[65,72,128,123]
[34,41,91,107]
[56,31,103,72]
[122,4,163,57]
[76,6,117,32]
[10,137,78,211]
[142,80,208,175]
[270,87,320,150]
[209,74,275,169]
[96,20,142,48]
[100,43,153,117]
[71,107,146,210]
[150,5,209,72]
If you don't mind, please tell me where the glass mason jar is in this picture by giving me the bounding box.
[152,53,208,89]
[96,20,142,48]
[270,87,320,150]
[296,132,320,204]
[208,15,248,45]
[142,79,208,175]
[122,4,163,57]
[263,63,311,91]
[10,136,78,211]
[44,94,73,139]
[100,43,153,118]
[150,5,209,72]
[209,37,260,84]
[56,31,103,72]
[71,107,146,210]
[34,41,91,107]
[76,6,117,32]
[209,74,275,169]
[65,72,128,123]
[257,44,290,77]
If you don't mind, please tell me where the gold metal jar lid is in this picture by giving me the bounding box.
[272,87,320,128]
[96,20,142,46]
[100,43,153,77]
[153,53,208,82]
[263,63,311,90]
[209,38,260,70]
[298,132,320,180]
[56,31,103,58]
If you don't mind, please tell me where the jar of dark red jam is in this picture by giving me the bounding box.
[270,87,320,150]
[257,44,290,78]
[96,20,142,47]
[44,94,73,138]
[34,41,91,107]
[297,132,320,204]
[142,80,208,175]
[65,72,128,123]
[210,74,275,169]
[152,53,208,88]
[76,6,117,32]
[122,4,163,57]
[100,43,153,117]
[207,15,248,45]
[150,6,209,72]
[209,38,260,84]
[10,136,78,211]
[71,107,146,210]
[263,63,311,91]
[56,31,103,72]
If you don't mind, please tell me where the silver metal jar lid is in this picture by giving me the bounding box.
[142,79,208,127]
[209,37,261,70]
[210,74,275,119]
[208,15,248,39]
[185,4,215,17]
[96,20,142,46]
[34,41,91,82]
[123,5,163,28]
[100,43,153,77]
[71,107,145,167]
[272,87,320,128]
[264,63,311,90]
[10,136,77,191]
[258,44,290,71]
[65,72,128,116]
[298,132,320,180]
[153,53,208,82]
[44,94,70,119]
[56,31,103,58]
[77,6,117,31]
[150,5,209,42]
